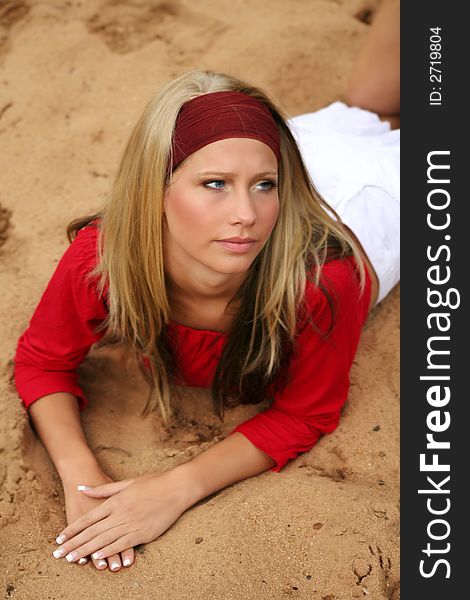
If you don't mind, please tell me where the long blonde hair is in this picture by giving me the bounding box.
[67,70,367,427]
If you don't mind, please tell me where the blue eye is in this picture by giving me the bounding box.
[204,180,226,190]
[258,180,278,191]
[203,179,278,191]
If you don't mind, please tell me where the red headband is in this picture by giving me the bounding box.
[169,91,281,172]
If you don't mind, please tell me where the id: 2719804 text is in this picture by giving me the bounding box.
[429,27,443,106]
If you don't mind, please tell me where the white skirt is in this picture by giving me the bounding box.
[287,102,400,306]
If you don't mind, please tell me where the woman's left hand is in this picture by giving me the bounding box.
[53,468,195,564]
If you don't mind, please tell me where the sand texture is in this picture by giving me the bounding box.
[0,1,399,598]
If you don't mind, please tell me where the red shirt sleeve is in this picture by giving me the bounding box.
[230,256,371,472]
[14,225,108,412]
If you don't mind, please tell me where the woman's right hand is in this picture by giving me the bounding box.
[62,472,135,572]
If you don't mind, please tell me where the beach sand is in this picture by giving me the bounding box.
[0,0,399,598]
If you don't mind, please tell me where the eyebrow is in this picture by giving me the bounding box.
[197,171,278,178]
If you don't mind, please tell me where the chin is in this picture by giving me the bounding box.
[209,257,255,275]
[214,264,252,275]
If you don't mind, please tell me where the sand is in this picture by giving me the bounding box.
[0,0,399,598]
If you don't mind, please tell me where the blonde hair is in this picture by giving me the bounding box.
[67,70,367,427]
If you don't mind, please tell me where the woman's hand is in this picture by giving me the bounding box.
[61,473,135,572]
[53,468,195,566]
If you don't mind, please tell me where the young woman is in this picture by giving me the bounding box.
[13,60,399,573]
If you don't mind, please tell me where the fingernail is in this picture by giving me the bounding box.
[123,558,131,567]
[56,535,66,544]
[77,485,91,491]
[97,560,107,568]
[65,551,78,562]
[52,548,65,558]
[110,562,120,571]
[78,558,88,565]
[92,551,103,560]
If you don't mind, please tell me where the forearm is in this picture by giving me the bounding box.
[28,392,103,483]
[176,432,276,507]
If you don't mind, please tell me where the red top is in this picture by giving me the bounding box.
[14,224,371,472]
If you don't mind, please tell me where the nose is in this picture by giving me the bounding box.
[228,186,257,227]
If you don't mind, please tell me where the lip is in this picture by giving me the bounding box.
[218,237,256,243]
[215,240,257,254]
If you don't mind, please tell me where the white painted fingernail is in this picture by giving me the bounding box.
[77,485,91,491]
[52,548,65,558]
[110,562,120,571]
[97,560,107,568]
[65,551,78,562]
[56,535,66,544]
[78,558,88,565]
[123,558,131,566]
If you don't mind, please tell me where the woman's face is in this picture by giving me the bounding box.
[163,137,280,279]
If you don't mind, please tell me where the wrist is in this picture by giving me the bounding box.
[168,462,207,510]
[57,451,104,486]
